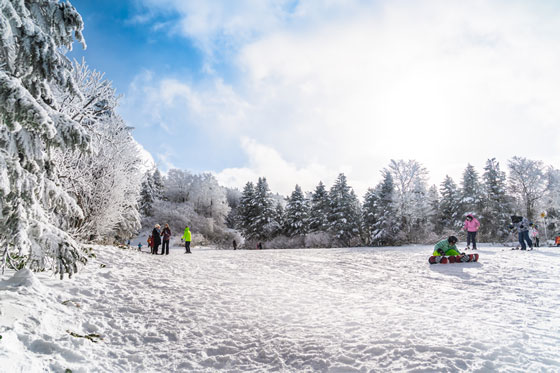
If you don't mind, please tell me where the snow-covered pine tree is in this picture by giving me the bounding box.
[508,156,546,221]
[543,167,560,239]
[283,184,309,237]
[480,158,511,241]
[327,173,362,246]
[371,172,398,246]
[140,171,156,216]
[459,164,483,220]
[308,181,330,233]
[0,0,88,277]
[274,202,285,235]
[362,186,379,245]
[252,177,280,240]
[152,168,165,201]
[238,182,257,239]
[439,175,461,232]
[427,185,442,235]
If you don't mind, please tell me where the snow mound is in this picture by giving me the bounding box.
[0,268,44,291]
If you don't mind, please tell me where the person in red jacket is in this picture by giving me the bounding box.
[463,214,481,250]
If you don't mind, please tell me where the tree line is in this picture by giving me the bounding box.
[227,159,560,248]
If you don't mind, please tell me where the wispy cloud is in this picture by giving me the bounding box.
[125,0,560,195]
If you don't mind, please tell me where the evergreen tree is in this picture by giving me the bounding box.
[140,171,156,216]
[328,173,361,246]
[283,185,309,237]
[251,177,279,240]
[0,0,88,277]
[308,181,330,232]
[362,187,380,245]
[274,202,285,236]
[371,172,398,246]
[152,169,165,201]
[439,176,461,232]
[427,185,442,234]
[481,158,512,240]
[409,177,430,242]
[460,164,483,219]
[238,182,257,239]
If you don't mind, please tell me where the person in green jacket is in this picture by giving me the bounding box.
[182,226,192,254]
[433,236,462,256]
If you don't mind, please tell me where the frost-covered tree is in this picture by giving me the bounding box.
[283,184,309,237]
[427,185,441,235]
[328,173,362,246]
[189,173,229,224]
[163,168,192,203]
[252,177,280,240]
[481,158,511,240]
[225,187,242,229]
[542,167,560,239]
[508,156,546,221]
[238,182,257,238]
[53,61,142,242]
[370,172,398,246]
[409,177,430,242]
[385,159,428,241]
[308,181,330,233]
[362,186,379,245]
[439,175,461,232]
[459,164,483,219]
[1,0,88,277]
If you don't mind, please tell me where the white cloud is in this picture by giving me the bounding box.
[129,0,560,196]
[214,137,336,195]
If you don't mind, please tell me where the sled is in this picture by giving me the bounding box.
[428,253,479,264]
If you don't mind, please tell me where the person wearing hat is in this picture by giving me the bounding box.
[463,214,481,250]
[182,226,192,254]
[433,236,463,257]
[509,215,533,250]
[151,224,162,255]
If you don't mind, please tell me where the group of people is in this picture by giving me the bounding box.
[147,224,192,255]
[432,213,541,258]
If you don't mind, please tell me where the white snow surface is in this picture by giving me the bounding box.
[1,244,560,372]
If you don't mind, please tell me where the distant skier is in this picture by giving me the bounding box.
[182,226,192,254]
[462,214,480,250]
[529,223,539,247]
[152,224,162,255]
[509,215,533,250]
[233,239,237,250]
[433,236,464,257]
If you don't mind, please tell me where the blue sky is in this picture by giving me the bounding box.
[68,0,560,197]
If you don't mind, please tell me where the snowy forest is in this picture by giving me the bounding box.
[1,1,560,278]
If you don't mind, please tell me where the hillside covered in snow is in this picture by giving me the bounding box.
[1,244,559,372]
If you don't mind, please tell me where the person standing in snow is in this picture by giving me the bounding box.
[161,223,172,255]
[232,239,237,250]
[182,226,192,254]
[433,236,464,257]
[462,214,481,250]
[509,215,533,250]
[152,224,162,255]
[529,223,539,248]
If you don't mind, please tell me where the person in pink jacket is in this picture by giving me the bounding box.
[463,214,481,250]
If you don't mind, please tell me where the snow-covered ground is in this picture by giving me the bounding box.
[1,244,560,372]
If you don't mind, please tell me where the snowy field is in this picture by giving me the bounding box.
[1,244,560,372]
